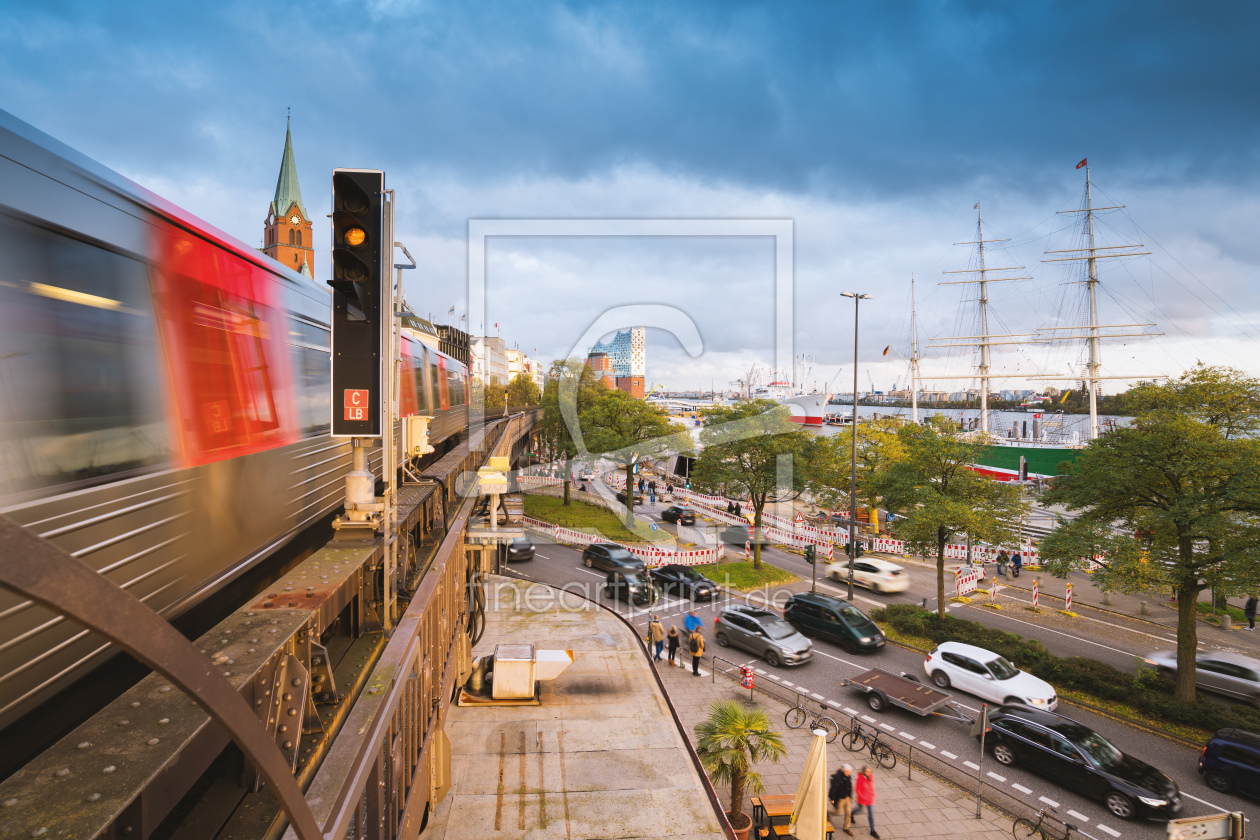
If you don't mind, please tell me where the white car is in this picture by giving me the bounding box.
[824,558,910,593]
[924,641,1058,710]
[578,470,596,481]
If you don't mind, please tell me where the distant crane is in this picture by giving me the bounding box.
[867,370,876,396]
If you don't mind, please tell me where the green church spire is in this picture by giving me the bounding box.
[270,115,308,220]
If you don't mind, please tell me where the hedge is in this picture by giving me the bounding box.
[871,603,1260,736]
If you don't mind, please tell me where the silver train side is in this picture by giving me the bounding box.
[0,109,469,733]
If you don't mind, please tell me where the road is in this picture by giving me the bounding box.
[504,497,1255,840]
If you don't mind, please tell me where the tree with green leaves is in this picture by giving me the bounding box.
[693,401,815,569]
[810,417,906,523]
[1041,366,1260,703]
[874,416,1027,617]
[694,699,786,830]
[581,389,681,527]
[538,359,606,505]
[506,372,541,406]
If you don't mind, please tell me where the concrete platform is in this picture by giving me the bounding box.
[423,576,726,839]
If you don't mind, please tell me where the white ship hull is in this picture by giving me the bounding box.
[780,393,827,426]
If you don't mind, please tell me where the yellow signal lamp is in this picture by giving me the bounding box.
[343,227,367,248]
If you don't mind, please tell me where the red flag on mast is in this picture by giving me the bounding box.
[1076,158,1087,169]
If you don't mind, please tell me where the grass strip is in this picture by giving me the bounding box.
[523,494,667,544]
[689,559,798,592]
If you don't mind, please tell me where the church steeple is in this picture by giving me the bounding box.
[262,114,315,276]
[269,115,308,220]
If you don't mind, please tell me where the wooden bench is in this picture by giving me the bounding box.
[769,820,835,839]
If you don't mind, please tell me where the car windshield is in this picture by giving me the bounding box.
[838,605,870,627]
[988,657,1020,680]
[759,618,798,640]
[1066,727,1123,768]
[606,548,633,561]
[679,568,703,581]
[621,573,649,586]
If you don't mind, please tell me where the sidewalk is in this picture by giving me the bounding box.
[654,655,1013,840]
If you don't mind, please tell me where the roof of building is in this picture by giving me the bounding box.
[269,117,309,221]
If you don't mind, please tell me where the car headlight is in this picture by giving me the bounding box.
[859,637,872,643]
[1027,698,1046,706]
[1138,797,1168,807]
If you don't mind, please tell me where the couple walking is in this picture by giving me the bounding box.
[647,614,705,675]
[828,763,878,838]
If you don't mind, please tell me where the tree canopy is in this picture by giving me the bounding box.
[580,389,682,526]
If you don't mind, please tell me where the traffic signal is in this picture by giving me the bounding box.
[329,169,386,437]
[804,545,816,565]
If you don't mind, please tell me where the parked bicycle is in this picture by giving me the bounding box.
[840,722,897,769]
[1012,806,1074,840]
[784,696,839,742]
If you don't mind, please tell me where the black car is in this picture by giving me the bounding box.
[615,490,645,505]
[782,592,884,654]
[650,564,716,601]
[720,525,770,547]
[660,506,696,526]
[582,542,643,573]
[603,567,660,606]
[982,706,1181,821]
[1200,728,1260,799]
[506,536,535,562]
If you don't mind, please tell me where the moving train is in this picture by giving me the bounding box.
[0,108,470,735]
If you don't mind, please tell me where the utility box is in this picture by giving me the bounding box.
[491,644,536,700]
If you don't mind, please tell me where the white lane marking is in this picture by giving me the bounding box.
[918,741,936,750]
[1038,797,1059,808]
[844,707,859,716]
[964,761,980,770]
[1068,810,1090,823]
[795,685,811,693]
[574,567,605,578]
[899,731,915,739]
[754,669,766,675]
[780,681,795,687]
[813,581,883,607]
[827,700,842,708]
[812,693,825,700]
[769,674,781,680]
[1012,784,1032,794]
[986,772,1006,782]
[861,715,877,723]
[879,723,896,731]
[941,751,958,760]
[1096,825,1120,838]
[1180,791,1236,812]
[535,554,551,560]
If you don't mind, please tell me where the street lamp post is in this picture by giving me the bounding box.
[840,291,872,600]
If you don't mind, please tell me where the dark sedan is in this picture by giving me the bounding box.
[506,536,535,562]
[981,706,1181,821]
[660,506,696,525]
[581,542,644,573]
[721,525,770,548]
[615,490,645,505]
[650,564,716,601]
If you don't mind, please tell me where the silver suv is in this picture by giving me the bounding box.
[714,605,813,667]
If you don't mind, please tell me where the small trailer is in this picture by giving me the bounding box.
[844,668,973,722]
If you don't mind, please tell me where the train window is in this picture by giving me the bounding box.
[448,367,463,407]
[431,358,445,411]
[288,318,330,435]
[0,215,169,494]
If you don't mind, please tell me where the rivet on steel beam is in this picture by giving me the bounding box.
[279,725,287,733]
[287,708,297,716]
[283,741,293,750]
[283,693,292,701]
[291,678,301,687]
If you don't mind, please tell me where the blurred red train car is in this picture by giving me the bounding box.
[0,108,469,736]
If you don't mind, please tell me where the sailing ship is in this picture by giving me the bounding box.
[916,162,1158,481]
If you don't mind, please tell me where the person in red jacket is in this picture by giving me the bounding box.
[853,765,878,838]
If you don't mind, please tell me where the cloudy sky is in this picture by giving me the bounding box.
[4,0,1259,393]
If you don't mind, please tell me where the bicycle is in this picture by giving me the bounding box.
[784,697,839,742]
[839,722,897,770]
[1012,806,1073,840]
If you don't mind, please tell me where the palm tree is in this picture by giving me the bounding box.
[694,699,787,828]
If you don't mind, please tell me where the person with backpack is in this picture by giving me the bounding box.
[688,627,705,676]
[667,625,681,665]
[828,763,855,836]
[1011,551,1022,578]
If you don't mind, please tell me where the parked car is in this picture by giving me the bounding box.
[615,489,645,505]
[650,564,716,601]
[660,506,696,525]
[982,705,1181,820]
[603,567,660,606]
[582,543,643,573]
[824,558,909,593]
[506,536,535,562]
[925,641,1057,709]
[579,469,596,481]
[720,525,770,547]
[714,605,813,667]
[782,592,885,654]
[1200,728,1260,798]
[1142,650,1260,706]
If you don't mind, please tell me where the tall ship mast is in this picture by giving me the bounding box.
[1033,160,1158,439]
[928,203,1031,434]
[910,276,920,423]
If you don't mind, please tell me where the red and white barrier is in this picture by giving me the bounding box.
[1033,579,1039,608]
[955,566,981,597]
[520,516,721,567]
[1065,582,1072,611]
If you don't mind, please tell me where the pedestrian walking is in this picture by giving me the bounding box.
[647,615,666,660]
[667,625,681,664]
[996,550,1008,578]
[853,765,878,838]
[727,501,735,514]
[688,627,705,676]
[1246,596,1257,631]
[684,610,703,633]
[1011,551,1022,578]
[735,502,742,517]
[828,763,855,836]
